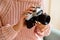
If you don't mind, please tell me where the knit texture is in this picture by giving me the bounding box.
[0,0,43,40]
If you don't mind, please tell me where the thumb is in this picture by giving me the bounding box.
[20,14,27,21]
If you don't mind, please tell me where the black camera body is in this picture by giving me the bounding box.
[25,7,50,29]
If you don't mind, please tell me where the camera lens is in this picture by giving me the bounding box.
[36,13,50,25]
[45,15,50,24]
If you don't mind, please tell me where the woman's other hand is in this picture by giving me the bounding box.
[35,22,50,37]
[13,5,36,31]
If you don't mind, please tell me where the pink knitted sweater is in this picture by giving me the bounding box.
[0,0,49,40]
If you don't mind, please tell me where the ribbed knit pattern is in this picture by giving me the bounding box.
[0,0,41,26]
[0,0,43,40]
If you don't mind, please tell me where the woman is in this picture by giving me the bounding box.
[0,0,50,40]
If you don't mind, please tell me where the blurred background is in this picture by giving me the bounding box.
[43,0,60,30]
[42,0,60,40]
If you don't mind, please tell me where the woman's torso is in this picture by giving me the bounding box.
[0,0,43,40]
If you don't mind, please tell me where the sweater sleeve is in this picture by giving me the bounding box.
[0,24,18,40]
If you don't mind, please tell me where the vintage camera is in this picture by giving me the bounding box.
[25,7,50,29]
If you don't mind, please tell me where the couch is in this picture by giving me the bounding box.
[44,27,60,40]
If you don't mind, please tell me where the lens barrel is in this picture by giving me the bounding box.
[36,13,50,25]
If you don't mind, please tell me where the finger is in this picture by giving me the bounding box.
[19,14,27,26]
[25,6,36,12]
[36,22,45,29]
[41,25,50,32]
[22,6,36,17]
[29,8,36,12]
[44,26,50,36]
[35,27,44,36]
[25,11,33,14]
[35,22,48,32]
[20,14,27,21]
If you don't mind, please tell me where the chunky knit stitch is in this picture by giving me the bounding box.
[0,0,45,40]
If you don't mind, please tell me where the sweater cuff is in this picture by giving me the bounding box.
[1,24,18,40]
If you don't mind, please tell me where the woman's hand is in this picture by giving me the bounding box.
[35,22,50,37]
[13,6,36,31]
[13,12,27,31]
